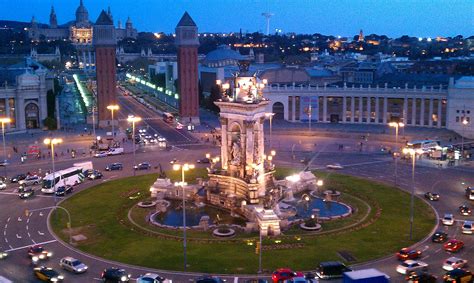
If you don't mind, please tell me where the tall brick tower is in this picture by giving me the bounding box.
[93,10,117,127]
[175,12,200,124]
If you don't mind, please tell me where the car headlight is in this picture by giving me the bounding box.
[121,275,128,281]
[58,275,64,280]
[32,256,39,262]
[51,278,58,282]
[47,252,52,257]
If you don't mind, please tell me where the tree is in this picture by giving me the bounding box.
[43,117,57,130]
[207,84,222,113]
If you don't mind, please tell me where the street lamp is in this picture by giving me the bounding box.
[127,115,141,176]
[461,119,469,159]
[0,117,11,178]
[389,122,405,185]
[173,163,195,272]
[402,147,423,240]
[107,104,120,137]
[44,138,63,202]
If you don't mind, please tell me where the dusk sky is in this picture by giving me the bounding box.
[1,0,472,37]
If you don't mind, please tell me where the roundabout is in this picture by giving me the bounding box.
[50,168,436,274]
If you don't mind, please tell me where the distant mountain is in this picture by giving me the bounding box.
[0,20,48,30]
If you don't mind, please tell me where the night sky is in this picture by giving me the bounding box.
[0,0,472,37]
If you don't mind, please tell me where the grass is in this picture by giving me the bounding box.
[50,168,435,274]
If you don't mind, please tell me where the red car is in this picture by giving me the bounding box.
[396,248,422,260]
[272,268,304,283]
[444,239,464,253]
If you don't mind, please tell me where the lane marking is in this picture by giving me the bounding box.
[5,239,57,252]
[17,217,21,222]
[15,234,21,239]
[26,225,28,230]
[38,231,45,236]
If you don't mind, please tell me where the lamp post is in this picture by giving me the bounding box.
[461,119,468,159]
[173,163,195,272]
[265,113,274,149]
[402,148,422,240]
[0,117,11,178]
[44,138,63,203]
[127,115,141,176]
[107,104,120,137]
[389,122,404,185]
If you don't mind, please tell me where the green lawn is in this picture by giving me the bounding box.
[50,169,435,274]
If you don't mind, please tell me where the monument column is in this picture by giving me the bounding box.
[411,98,417,125]
[367,97,371,123]
[437,99,442,128]
[428,99,434,127]
[350,97,355,123]
[245,120,255,168]
[322,96,327,123]
[342,96,347,123]
[220,117,228,169]
[403,97,408,124]
[383,97,388,124]
[358,96,363,123]
[374,97,379,123]
[420,98,425,126]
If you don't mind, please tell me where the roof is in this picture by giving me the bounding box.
[454,76,474,89]
[177,12,196,27]
[95,10,113,25]
[203,45,244,64]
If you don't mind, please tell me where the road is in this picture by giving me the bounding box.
[0,92,473,282]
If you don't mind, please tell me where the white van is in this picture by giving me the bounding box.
[108,148,124,155]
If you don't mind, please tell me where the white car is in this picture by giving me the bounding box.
[0,182,6,190]
[59,256,88,273]
[108,148,124,155]
[18,175,41,186]
[442,213,454,226]
[442,257,468,271]
[94,151,108,158]
[136,273,170,283]
[326,163,344,170]
[396,260,428,274]
[462,220,473,234]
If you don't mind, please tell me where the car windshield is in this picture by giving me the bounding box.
[32,247,44,252]
[42,268,58,276]
[401,262,411,267]
[72,260,82,266]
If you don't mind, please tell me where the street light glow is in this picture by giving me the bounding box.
[106,104,120,111]
[44,138,63,145]
[127,115,142,123]
[0,118,12,124]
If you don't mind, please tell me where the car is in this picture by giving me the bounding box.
[396,260,429,275]
[108,148,124,155]
[28,245,52,264]
[442,257,468,271]
[442,214,455,226]
[59,257,88,273]
[443,268,473,282]
[245,280,270,283]
[94,151,109,158]
[195,276,225,283]
[136,273,168,283]
[396,248,422,261]
[18,187,35,199]
[272,268,305,282]
[176,123,183,130]
[86,169,103,180]
[0,250,8,259]
[0,181,6,190]
[326,163,343,170]
[197,158,211,164]
[459,205,472,216]
[55,185,73,196]
[432,231,448,243]
[405,271,437,283]
[33,266,64,282]
[169,159,178,164]
[462,221,473,234]
[105,163,123,171]
[424,192,440,201]
[315,261,352,279]
[134,162,151,170]
[101,267,131,282]
[19,175,41,186]
[10,173,27,183]
[443,239,464,253]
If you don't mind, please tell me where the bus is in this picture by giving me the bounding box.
[41,167,85,194]
[406,140,440,151]
[162,112,174,124]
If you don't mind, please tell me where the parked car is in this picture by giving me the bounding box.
[55,185,73,196]
[136,273,167,283]
[19,175,41,186]
[396,260,429,275]
[326,163,344,170]
[315,261,352,279]
[101,267,131,282]
[424,192,440,201]
[28,245,52,264]
[59,257,88,273]
[462,221,473,234]
[459,205,472,216]
[10,173,27,183]
[195,276,225,283]
[442,214,455,226]
[442,257,468,271]
[432,231,448,243]
[443,239,464,253]
[18,187,35,199]
[396,248,422,261]
[33,266,64,282]
[443,268,473,282]
[105,163,123,171]
[272,268,304,282]
[94,151,109,158]
[134,162,151,170]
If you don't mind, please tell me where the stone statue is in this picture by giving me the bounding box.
[230,141,241,165]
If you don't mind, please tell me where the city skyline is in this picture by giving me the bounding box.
[0,0,472,37]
